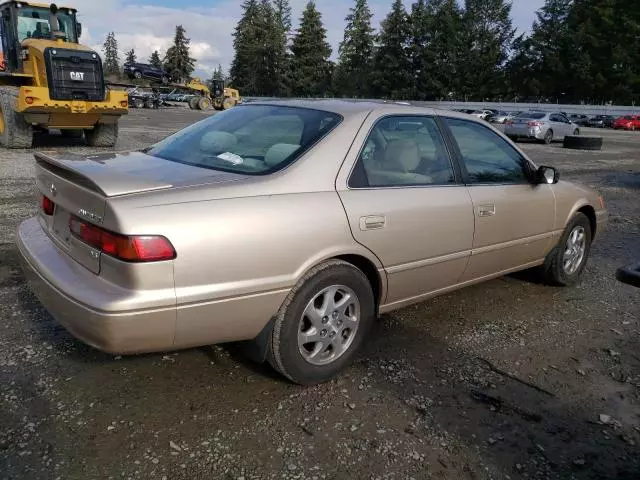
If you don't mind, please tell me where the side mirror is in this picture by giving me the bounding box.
[536,165,559,184]
[76,22,82,38]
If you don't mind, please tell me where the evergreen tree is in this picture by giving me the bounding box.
[372,0,412,99]
[457,0,514,100]
[424,0,464,100]
[102,32,120,77]
[149,50,163,69]
[211,64,225,82]
[125,48,136,65]
[164,25,196,83]
[409,0,435,100]
[507,0,572,101]
[230,0,261,94]
[290,1,332,97]
[334,0,375,97]
[273,0,292,95]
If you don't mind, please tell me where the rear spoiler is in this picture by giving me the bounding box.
[34,151,173,197]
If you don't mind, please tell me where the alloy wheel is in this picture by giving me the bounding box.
[563,225,586,275]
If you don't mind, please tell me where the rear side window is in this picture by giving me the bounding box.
[147,105,342,175]
[444,117,531,184]
[349,116,455,188]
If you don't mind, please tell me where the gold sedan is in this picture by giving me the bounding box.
[17,101,607,384]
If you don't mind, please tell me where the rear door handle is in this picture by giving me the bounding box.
[477,204,496,217]
[360,215,386,230]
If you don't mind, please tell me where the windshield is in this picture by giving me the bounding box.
[17,6,78,43]
[517,112,546,119]
[147,105,342,175]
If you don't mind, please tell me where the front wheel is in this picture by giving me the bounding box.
[541,213,592,286]
[543,129,553,144]
[134,71,142,80]
[573,128,580,135]
[267,260,375,385]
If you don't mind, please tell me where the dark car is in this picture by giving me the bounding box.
[568,114,590,126]
[587,115,616,128]
[124,63,170,84]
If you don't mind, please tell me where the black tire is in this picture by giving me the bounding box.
[134,71,142,79]
[222,97,235,110]
[573,128,580,135]
[144,99,153,109]
[84,123,118,148]
[188,97,199,110]
[267,260,376,385]
[543,129,553,145]
[541,213,592,287]
[161,76,169,85]
[563,135,603,151]
[507,135,518,142]
[197,97,211,110]
[133,98,144,109]
[0,86,34,148]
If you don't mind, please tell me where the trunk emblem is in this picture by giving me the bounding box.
[49,183,57,197]
[77,208,103,224]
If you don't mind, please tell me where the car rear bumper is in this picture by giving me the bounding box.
[17,218,177,354]
[504,126,546,140]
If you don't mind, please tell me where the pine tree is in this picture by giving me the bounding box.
[164,25,196,83]
[409,0,433,100]
[457,0,514,100]
[211,64,225,82]
[102,32,120,77]
[334,0,375,97]
[149,50,163,69]
[273,0,292,95]
[290,1,332,97]
[372,0,412,99]
[507,0,572,101]
[125,48,136,65]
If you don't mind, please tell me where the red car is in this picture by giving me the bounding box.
[613,115,640,130]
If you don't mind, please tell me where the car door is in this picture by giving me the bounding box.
[559,114,575,136]
[548,114,565,138]
[337,114,474,308]
[440,116,556,281]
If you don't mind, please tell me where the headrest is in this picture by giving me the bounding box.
[199,131,238,153]
[265,143,300,167]
[384,139,420,172]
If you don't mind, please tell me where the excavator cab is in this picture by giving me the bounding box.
[0,1,127,148]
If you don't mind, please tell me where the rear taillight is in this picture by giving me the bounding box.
[41,195,55,216]
[527,121,543,127]
[69,216,176,262]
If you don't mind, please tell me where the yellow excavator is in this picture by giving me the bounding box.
[0,1,128,148]
[183,78,241,111]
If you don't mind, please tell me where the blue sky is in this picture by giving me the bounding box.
[67,0,544,77]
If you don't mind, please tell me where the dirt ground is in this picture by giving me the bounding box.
[1,107,639,480]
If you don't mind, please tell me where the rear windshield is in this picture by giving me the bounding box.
[516,112,545,119]
[147,105,342,175]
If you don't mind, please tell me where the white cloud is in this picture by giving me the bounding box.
[64,0,540,79]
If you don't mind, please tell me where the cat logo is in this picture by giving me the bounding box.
[70,71,84,81]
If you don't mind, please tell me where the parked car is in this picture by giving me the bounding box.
[17,101,607,385]
[124,62,170,84]
[467,109,494,120]
[587,115,616,128]
[613,115,640,131]
[487,111,514,124]
[568,114,590,126]
[505,111,580,144]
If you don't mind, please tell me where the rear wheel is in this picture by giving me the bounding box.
[222,97,235,110]
[161,76,169,85]
[133,98,144,109]
[267,260,375,385]
[84,123,118,148]
[134,71,142,79]
[0,86,34,149]
[573,128,580,135]
[188,97,199,110]
[197,97,211,110]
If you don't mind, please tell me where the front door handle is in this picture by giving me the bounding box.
[477,204,496,217]
[360,215,386,230]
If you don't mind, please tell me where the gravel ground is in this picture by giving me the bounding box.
[1,108,639,480]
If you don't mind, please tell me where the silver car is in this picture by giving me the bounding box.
[505,112,580,144]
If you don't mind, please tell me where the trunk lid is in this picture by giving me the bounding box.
[34,151,247,274]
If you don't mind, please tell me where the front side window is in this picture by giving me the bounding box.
[349,116,455,188]
[17,7,78,43]
[147,105,342,175]
[444,117,531,184]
